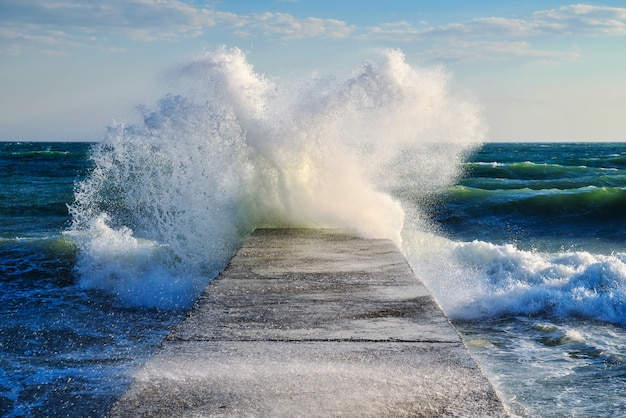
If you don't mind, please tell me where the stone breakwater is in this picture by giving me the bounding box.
[109,229,508,417]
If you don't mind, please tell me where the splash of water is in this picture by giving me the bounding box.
[68,47,484,308]
[408,234,626,325]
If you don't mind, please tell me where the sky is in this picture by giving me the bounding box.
[2,0,626,142]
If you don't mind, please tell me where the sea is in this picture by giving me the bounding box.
[2,48,626,417]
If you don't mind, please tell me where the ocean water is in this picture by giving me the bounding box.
[0,142,188,417]
[407,143,626,417]
[2,48,626,417]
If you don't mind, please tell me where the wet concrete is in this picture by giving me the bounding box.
[109,229,508,417]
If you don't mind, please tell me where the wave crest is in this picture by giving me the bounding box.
[68,47,483,308]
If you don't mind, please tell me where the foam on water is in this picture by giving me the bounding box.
[406,232,626,326]
[68,47,484,308]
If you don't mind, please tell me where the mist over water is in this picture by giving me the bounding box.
[68,47,484,308]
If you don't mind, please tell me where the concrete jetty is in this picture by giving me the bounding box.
[109,229,508,417]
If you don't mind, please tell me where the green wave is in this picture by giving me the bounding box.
[460,173,626,191]
[446,185,626,218]
[465,161,594,180]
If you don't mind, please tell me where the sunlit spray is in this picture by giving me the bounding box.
[68,47,485,308]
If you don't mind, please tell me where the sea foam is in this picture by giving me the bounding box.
[68,47,484,308]
[407,232,626,325]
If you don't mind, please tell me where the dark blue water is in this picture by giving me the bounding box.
[0,142,185,417]
[437,142,626,249]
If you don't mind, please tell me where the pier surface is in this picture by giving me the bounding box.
[109,229,507,417]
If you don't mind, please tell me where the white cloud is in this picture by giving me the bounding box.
[0,25,88,55]
[420,40,582,64]
[534,4,626,35]
[0,0,218,52]
[366,21,429,42]
[368,4,626,40]
[250,13,354,39]
[2,1,626,61]
[365,4,626,63]
[0,0,353,55]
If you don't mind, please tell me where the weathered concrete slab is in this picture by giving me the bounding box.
[109,229,508,417]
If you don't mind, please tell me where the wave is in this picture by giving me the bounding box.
[520,186,626,217]
[12,150,70,158]
[461,172,626,191]
[0,142,89,160]
[0,235,77,284]
[68,47,484,308]
[405,232,626,326]
[608,155,626,168]
[468,142,626,171]
[433,185,626,245]
[446,185,626,216]
[466,161,594,180]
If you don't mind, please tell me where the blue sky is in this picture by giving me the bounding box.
[2,0,626,141]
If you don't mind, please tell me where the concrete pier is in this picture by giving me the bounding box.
[109,229,508,417]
